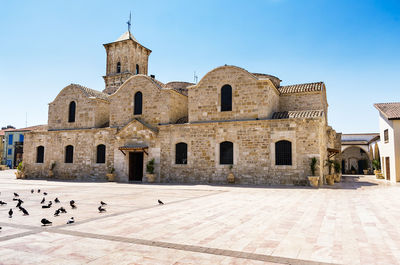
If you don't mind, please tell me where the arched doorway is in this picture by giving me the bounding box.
[341,146,371,174]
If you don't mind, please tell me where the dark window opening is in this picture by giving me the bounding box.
[175,142,188,164]
[116,62,121,73]
[136,64,139,74]
[68,101,76,123]
[221,84,232,111]
[134,91,143,115]
[96,144,106,164]
[275,140,292,165]
[65,145,74,163]
[36,146,44,163]
[220,141,233,165]
[384,129,389,143]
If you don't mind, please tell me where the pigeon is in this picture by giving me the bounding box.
[54,209,60,216]
[100,201,107,206]
[13,198,19,201]
[59,207,67,213]
[67,217,75,224]
[16,199,23,208]
[54,198,60,203]
[43,192,48,196]
[8,209,13,218]
[13,192,19,197]
[31,189,34,194]
[158,199,164,205]
[40,197,45,204]
[19,207,29,216]
[41,218,52,226]
[0,201,7,205]
[42,201,52,209]
[37,189,40,193]
[98,206,106,213]
[70,200,76,209]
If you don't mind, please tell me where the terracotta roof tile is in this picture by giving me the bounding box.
[278,82,324,94]
[71,84,110,102]
[374,102,400,120]
[272,110,324,119]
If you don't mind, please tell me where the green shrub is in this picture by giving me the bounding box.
[310,157,317,176]
[146,159,155,174]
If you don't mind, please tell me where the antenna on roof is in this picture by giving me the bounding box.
[127,11,132,33]
[194,71,198,84]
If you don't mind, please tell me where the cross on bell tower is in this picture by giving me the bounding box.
[127,12,132,33]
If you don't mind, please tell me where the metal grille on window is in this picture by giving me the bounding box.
[175,143,187,164]
[275,140,292,165]
[220,141,233,164]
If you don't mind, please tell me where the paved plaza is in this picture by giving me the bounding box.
[0,170,400,264]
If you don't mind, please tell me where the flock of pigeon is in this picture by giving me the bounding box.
[0,189,165,231]
[0,188,112,229]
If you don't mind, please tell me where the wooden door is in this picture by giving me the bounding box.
[129,152,144,181]
[386,157,390,181]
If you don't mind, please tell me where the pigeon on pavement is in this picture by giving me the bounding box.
[37,189,40,193]
[41,218,52,226]
[19,207,29,216]
[67,217,75,224]
[13,193,19,197]
[42,201,52,209]
[98,206,106,213]
[100,201,107,206]
[70,200,76,209]
[0,201,7,205]
[16,199,23,208]
[8,209,13,218]
[54,209,60,216]
[158,199,164,205]
[43,192,48,196]
[40,197,45,204]
[54,198,60,203]
[31,189,34,194]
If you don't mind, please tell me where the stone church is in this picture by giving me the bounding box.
[24,30,341,185]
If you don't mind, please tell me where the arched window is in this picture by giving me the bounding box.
[68,101,76,123]
[136,64,139,74]
[275,140,292,165]
[220,141,233,165]
[221,84,232,111]
[134,91,143,115]
[116,62,121,73]
[96,144,106,164]
[65,145,74,163]
[36,146,44,163]
[175,142,188,164]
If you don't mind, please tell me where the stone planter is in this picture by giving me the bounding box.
[326,175,335,185]
[363,169,368,175]
[147,173,155,183]
[106,173,115,182]
[334,173,341,183]
[15,171,24,179]
[308,176,319,188]
[227,172,235,183]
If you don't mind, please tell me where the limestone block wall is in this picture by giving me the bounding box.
[24,128,116,180]
[165,89,188,123]
[159,118,323,185]
[279,92,326,112]
[188,66,280,123]
[48,85,108,130]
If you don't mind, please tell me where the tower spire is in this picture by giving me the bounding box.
[127,11,132,33]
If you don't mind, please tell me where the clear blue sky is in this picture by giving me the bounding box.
[1,0,399,133]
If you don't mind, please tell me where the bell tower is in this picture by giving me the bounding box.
[102,29,152,94]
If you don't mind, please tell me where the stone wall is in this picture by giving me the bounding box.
[279,92,325,112]
[158,117,324,185]
[188,66,280,123]
[24,128,116,180]
[48,85,110,130]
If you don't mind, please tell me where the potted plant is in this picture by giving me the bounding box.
[308,157,319,188]
[333,161,341,182]
[372,159,381,175]
[15,162,25,179]
[146,159,155,183]
[227,165,235,183]
[106,167,116,181]
[351,165,356,174]
[325,159,335,185]
[49,161,56,177]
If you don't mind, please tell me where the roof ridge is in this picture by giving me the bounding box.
[71,83,110,102]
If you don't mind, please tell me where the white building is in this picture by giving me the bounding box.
[374,103,400,182]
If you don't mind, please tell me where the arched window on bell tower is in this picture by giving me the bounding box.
[136,64,139,75]
[116,62,121,73]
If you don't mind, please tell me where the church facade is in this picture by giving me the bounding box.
[24,31,341,185]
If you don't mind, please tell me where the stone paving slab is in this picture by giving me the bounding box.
[1,170,400,264]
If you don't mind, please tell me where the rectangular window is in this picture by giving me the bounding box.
[8,134,13,145]
[384,129,389,143]
[8,149,12,155]
[19,134,24,142]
